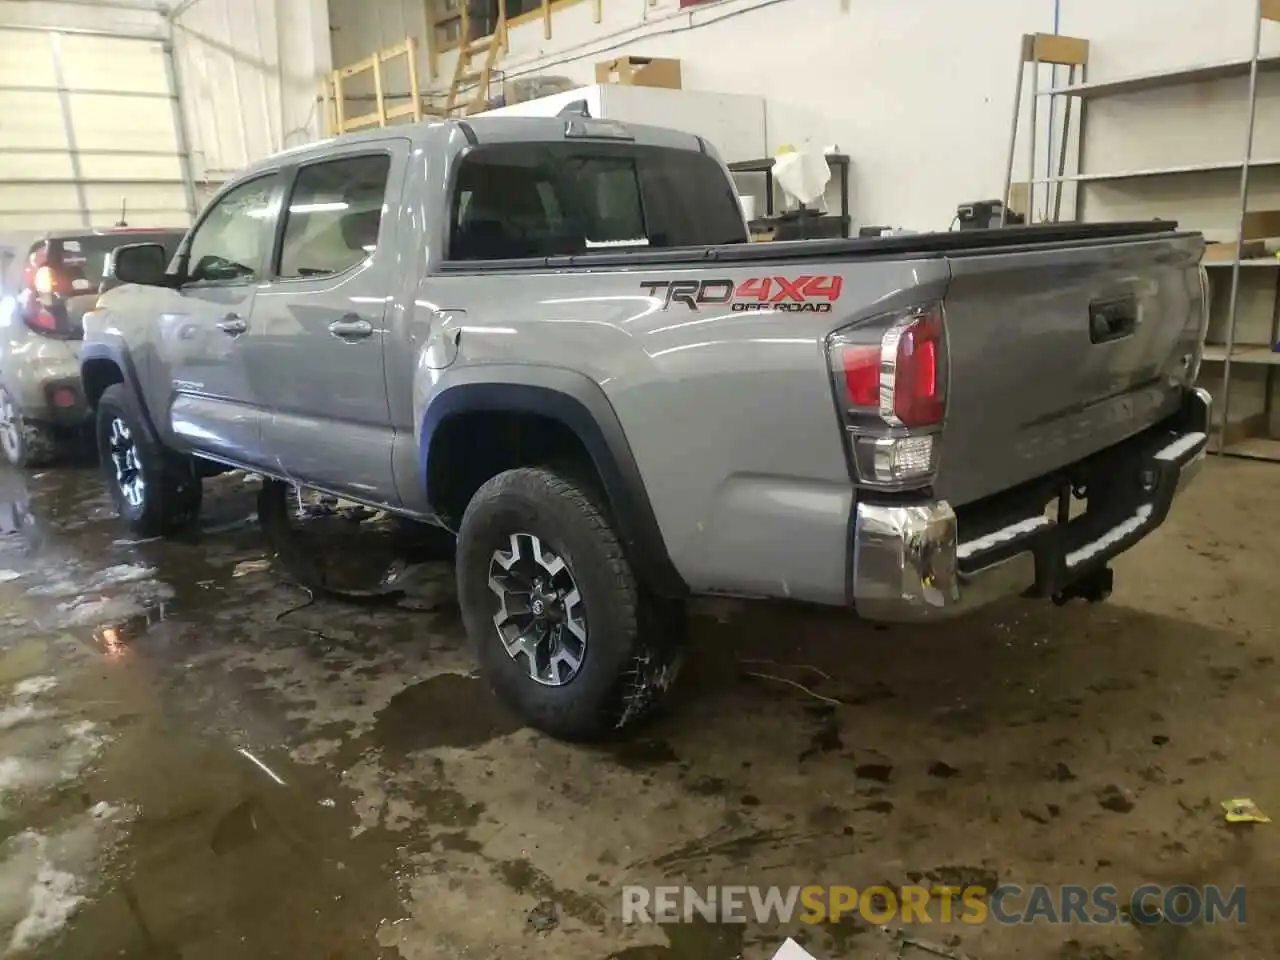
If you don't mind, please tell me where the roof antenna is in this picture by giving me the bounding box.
[557,100,591,118]
[114,197,128,228]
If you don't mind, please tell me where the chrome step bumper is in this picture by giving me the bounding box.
[851,388,1211,622]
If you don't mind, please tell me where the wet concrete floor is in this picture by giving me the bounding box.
[0,460,1276,959]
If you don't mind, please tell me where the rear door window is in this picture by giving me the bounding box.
[276,153,392,279]
[447,143,745,261]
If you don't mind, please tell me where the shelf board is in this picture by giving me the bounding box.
[1041,54,1280,99]
[1034,158,1280,185]
[1201,344,1280,364]
[1222,437,1280,462]
[1202,257,1280,268]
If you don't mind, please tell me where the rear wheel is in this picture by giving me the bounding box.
[0,387,57,469]
[96,384,201,536]
[456,466,685,741]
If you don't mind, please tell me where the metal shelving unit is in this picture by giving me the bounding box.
[1217,2,1280,461]
[1005,2,1280,463]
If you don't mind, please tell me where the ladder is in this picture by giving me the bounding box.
[446,2,506,116]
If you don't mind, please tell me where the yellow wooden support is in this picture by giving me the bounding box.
[424,0,439,79]
[332,71,345,133]
[371,50,387,126]
[405,35,423,121]
[593,0,601,23]
[542,0,551,39]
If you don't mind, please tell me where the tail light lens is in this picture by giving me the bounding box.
[25,307,59,333]
[827,302,948,488]
[33,265,56,295]
[886,308,945,426]
[17,290,63,337]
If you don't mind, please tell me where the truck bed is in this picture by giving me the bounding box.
[438,220,1188,272]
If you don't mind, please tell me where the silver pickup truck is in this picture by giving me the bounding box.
[80,113,1211,739]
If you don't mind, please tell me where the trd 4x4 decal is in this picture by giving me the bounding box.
[640,276,843,313]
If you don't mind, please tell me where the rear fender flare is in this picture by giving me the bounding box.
[419,364,687,597]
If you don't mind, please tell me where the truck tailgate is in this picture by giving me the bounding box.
[934,234,1206,507]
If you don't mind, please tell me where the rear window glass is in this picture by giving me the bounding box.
[447,143,746,261]
[50,232,182,288]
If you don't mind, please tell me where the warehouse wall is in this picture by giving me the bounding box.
[328,0,1280,231]
[173,0,331,190]
[0,0,331,207]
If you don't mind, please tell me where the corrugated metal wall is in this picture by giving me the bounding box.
[0,0,331,219]
[173,0,331,192]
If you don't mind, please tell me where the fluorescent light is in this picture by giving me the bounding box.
[289,201,350,214]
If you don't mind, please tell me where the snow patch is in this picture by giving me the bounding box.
[9,862,83,953]
[0,704,51,732]
[12,677,56,699]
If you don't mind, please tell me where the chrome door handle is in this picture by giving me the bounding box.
[216,314,247,336]
[328,316,374,340]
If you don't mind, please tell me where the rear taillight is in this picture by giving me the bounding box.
[827,302,948,488]
[17,290,62,336]
[33,265,55,295]
[24,305,60,333]
[886,308,945,426]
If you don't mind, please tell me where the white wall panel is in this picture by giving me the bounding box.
[0,2,190,230]
[172,0,332,186]
[0,0,332,230]
[322,0,1278,232]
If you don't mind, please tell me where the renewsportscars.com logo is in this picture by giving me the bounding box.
[640,276,844,313]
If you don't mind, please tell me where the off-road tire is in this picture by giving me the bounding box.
[456,466,685,741]
[0,387,57,468]
[96,384,202,536]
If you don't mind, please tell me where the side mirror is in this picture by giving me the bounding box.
[109,243,170,287]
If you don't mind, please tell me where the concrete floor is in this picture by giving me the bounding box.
[0,460,1276,959]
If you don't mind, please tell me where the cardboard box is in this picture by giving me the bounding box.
[594,56,682,90]
[1241,209,1280,240]
[1204,240,1266,262]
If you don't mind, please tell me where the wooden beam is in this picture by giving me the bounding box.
[405,35,423,121]
[424,0,439,79]
[593,0,601,23]
[543,0,551,39]
[372,47,387,126]
[332,70,346,133]
[343,111,384,130]
[498,0,507,52]
[1263,0,1280,22]
[321,74,333,136]
[338,53,377,80]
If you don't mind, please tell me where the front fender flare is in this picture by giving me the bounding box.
[79,340,162,447]
[419,364,687,598]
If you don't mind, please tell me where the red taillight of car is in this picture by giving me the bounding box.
[33,265,56,295]
[834,304,947,426]
[24,306,60,333]
[890,308,945,427]
[841,344,881,409]
[50,387,78,408]
[828,302,948,488]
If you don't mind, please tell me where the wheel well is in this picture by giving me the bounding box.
[81,359,124,410]
[427,410,601,525]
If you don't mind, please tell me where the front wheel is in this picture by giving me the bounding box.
[95,384,202,536]
[456,466,685,741]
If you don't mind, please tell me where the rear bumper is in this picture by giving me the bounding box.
[851,387,1211,622]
